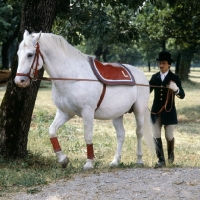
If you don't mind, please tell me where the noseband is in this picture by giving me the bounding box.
[16,43,45,79]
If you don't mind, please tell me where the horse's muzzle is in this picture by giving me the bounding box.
[14,76,30,87]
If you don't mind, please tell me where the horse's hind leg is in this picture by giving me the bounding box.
[49,109,73,168]
[134,110,145,166]
[110,116,125,167]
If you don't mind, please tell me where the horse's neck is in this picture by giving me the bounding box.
[42,47,90,79]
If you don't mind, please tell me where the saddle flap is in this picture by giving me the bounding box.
[89,57,135,86]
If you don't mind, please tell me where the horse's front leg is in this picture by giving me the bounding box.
[49,109,73,168]
[82,109,95,170]
[110,116,125,167]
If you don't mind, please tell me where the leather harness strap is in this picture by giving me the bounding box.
[95,84,106,111]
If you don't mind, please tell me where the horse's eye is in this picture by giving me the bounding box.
[27,53,33,58]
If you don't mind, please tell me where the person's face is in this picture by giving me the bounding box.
[158,61,170,73]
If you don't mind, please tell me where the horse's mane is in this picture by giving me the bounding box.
[40,33,88,60]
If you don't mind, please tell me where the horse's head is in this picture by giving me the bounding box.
[14,30,44,87]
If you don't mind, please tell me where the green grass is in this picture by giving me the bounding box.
[0,68,200,196]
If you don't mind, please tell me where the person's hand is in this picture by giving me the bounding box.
[168,81,178,92]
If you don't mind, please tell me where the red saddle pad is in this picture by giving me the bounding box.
[89,57,135,86]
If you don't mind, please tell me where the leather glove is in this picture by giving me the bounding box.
[168,81,179,92]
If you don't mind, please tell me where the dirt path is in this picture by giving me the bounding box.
[2,167,200,200]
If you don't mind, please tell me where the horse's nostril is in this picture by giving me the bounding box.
[21,80,25,83]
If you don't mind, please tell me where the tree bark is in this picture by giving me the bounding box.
[148,61,151,72]
[102,47,109,62]
[0,0,63,158]
[161,40,166,51]
[179,47,195,81]
[1,42,10,70]
[175,52,181,75]
[95,45,103,61]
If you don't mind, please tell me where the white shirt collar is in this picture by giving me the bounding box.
[160,70,169,76]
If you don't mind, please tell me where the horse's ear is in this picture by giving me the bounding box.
[23,30,29,39]
[32,31,42,47]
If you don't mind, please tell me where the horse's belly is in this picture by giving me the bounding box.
[51,80,149,120]
[94,86,137,120]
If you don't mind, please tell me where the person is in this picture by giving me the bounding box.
[149,51,185,168]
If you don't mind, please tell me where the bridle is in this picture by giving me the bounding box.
[16,43,45,79]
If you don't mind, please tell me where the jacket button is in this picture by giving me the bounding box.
[160,94,163,96]
[160,98,162,100]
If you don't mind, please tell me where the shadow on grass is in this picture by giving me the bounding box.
[0,151,86,195]
[178,105,200,123]
[0,150,154,195]
[182,79,200,88]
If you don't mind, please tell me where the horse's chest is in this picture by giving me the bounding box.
[51,84,91,114]
[52,85,74,109]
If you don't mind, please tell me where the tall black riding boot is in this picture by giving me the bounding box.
[154,138,166,168]
[167,137,174,164]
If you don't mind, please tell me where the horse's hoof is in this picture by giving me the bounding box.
[109,161,119,167]
[83,166,94,171]
[83,165,94,170]
[61,157,69,168]
[83,161,94,170]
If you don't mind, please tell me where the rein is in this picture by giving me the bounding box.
[15,43,174,113]
[149,89,174,114]
[31,76,99,82]
[136,83,174,114]
[27,75,171,90]
[31,76,174,114]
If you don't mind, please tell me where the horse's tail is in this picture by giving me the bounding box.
[143,108,156,156]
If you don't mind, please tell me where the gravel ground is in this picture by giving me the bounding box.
[3,168,200,200]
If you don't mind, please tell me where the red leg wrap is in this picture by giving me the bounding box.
[50,137,62,152]
[87,144,95,159]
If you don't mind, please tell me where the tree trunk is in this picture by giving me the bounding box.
[95,45,103,61]
[102,47,109,62]
[0,0,62,158]
[148,61,151,72]
[1,42,9,70]
[161,40,166,51]
[1,23,20,70]
[179,47,195,81]
[175,52,181,75]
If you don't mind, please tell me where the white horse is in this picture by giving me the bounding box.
[15,30,155,170]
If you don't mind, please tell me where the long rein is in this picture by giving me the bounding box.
[26,74,174,115]
[16,43,174,114]
[31,76,174,114]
